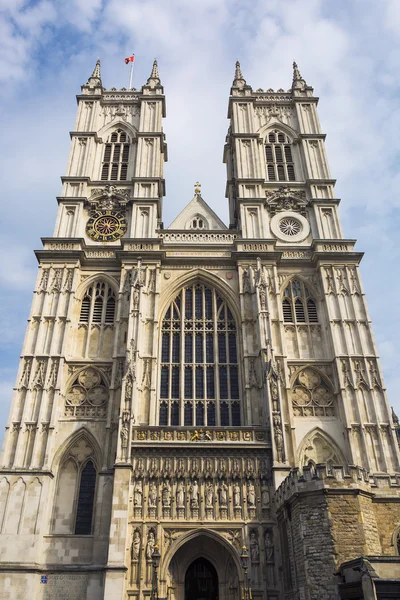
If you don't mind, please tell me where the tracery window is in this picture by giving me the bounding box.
[282,279,318,323]
[265,130,296,182]
[290,368,335,417]
[101,129,130,181]
[159,283,240,426]
[79,282,116,326]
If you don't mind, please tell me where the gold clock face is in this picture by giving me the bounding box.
[86,210,127,242]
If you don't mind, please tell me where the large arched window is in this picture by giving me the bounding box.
[159,283,240,426]
[79,281,116,325]
[101,129,130,181]
[265,130,296,182]
[282,279,318,323]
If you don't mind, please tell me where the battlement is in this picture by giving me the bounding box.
[274,464,400,507]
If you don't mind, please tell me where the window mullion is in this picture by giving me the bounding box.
[213,289,220,426]
[180,292,185,427]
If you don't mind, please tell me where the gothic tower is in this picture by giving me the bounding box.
[0,59,400,600]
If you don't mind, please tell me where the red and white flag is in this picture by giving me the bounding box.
[125,55,135,64]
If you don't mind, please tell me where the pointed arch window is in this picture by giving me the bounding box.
[159,283,241,426]
[79,282,116,326]
[265,130,296,182]
[75,460,97,534]
[282,280,318,323]
[101,129,130,181]
[53,451,98,535]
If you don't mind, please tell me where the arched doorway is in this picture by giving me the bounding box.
[185,558,218,600]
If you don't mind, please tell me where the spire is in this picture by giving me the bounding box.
[92,58,101,79]
[392,406,399,427]
[146,59,161,87]
[292,60,307,90]
[232,60,246,89]
[86,58,102,88]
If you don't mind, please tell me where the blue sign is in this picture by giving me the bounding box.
[40,575,48,584]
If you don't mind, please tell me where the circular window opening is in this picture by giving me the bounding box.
[279,217,302,236]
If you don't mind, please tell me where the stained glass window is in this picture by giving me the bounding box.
[159,283,241,426]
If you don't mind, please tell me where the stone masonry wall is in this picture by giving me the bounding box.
[275,465,400,600]
[373,499,400,554]
[287,492,338,600]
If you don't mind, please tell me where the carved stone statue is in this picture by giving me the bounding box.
[176,481,185,508]
[250,531,260,563]
[242,268,251,294]
[146,530,155,560]
[131,529,141,560]
[189,480,199,507]
[219,481,228,507]
[205,482,213,507]
[162,481,171,507]
[247,481,256,507]
[148,482,157,508]
[273,414,284,463]
[264,529,274,562]
[134,480,143,507]
[233,482,241,507]
[261,480,270,508]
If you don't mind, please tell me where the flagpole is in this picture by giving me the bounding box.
[129,59,134,89]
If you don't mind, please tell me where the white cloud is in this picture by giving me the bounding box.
[1,0,400,444]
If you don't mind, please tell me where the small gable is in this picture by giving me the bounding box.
[168,191,227,231]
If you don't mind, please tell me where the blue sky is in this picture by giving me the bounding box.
[1,0,400,445]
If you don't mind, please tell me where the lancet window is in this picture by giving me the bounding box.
[53,443,98,535]
[101,129,130,181]
[79,282,116,326]
[74,460,97,534]
[265,130,296,182]
[159,283,241,426]
[282,279,318,323]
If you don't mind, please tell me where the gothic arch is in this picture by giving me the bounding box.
[279,274,321,301]
[97,120,138,143]
[185,213,209,230]
[51,426,102,472]
[158,268,241,325]
[74,273,119,301]
[297,427,347,468]
[258,120,299,142]
[160,528,242,585]
[289,364,334,391]
[64,364,111,395]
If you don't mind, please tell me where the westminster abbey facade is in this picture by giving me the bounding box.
[1,59,400,600]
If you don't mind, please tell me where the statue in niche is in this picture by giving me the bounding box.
[162,481,171,507]
[205,482,214,507]
[247,481,256,507]
[176,480,185,508]
[250,531,260,563]
[219,481,228,507]
[189,479,199,507]
[131,528,141,560]
[148,481,157,507]
[242,269,251,294]
[261,480,270,508]
[146,530,155,560]
[264,529,274,562]
[273,413,284,462]
[134,480,143,506]
[233,482,241,507]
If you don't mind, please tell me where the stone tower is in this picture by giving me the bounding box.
[0,59,400,600]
